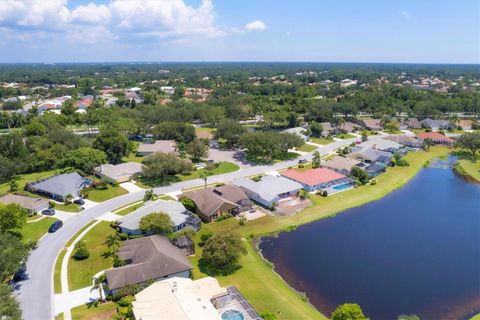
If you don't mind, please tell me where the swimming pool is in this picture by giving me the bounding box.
[332,183,353,191]
[221,309,245,320]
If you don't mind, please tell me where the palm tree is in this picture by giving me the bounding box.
[91,275,106,301]
[200,172,210,188]
[312,151,321,168]
[422,138,433,151]
[104,234,120,253]
[64,193,74,205]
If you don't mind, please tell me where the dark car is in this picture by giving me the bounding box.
[74,199,85,205]
[42,209,55,216]
[13,264,27,282]
[48,220,63,233]
[298,159,307,164]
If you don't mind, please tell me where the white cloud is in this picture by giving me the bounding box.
[245,20,266,31]
[0,0,70,29]
[70,3,111,25]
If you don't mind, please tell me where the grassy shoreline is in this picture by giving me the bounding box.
[190,146,451,319]
[454,159,480,183]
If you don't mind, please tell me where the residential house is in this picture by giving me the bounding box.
[105,235,192,294]
[357,119,383,131]
[281,168,355,193]
[74,96,94,109]
[26,172,91,201]
[416,132,454,146]
[384,135,422,149]
[319,122,336,137]
[281,127,308,141]
[348,146,393,165]
[400,118,422,130]
[458,120,474,131]
[322,156,361,176]
[420,118,454,131]
[358,139,405,155]
[337,121,361,133]
[0,194,49,214]
[181,185,252,222]
[233,175,303,208]
[137,140,177,156]
[94,162,143,183]
[132,277,261,320]
[357,162,386,178]
[117,199,201,235]
[126,90,143,104]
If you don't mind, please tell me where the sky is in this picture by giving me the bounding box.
[0,0,479,63]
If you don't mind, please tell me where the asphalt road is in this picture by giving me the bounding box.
[15,136,370,319]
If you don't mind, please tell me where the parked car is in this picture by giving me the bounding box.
[74,199,85,205]
[42,209,55,216]
[48,220,63,233]
[195,162,206,169]
[298,159,307,164]
[13,264,27,282]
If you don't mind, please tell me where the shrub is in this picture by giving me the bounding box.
[49,201,56,208]
[205,162,219,171]
[118,233,128,241]
[370,179,377,185]
[72,240,89,260]
[298,164,304,168]
[216,213,232,222]
[215,182,225,187]
[238,216,247,226]
[199,232,213,247]
[321,190,328,197]
[180,198,196,212]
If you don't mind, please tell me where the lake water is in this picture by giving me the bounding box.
[259,160,480,319]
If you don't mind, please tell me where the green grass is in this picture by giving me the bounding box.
[66,221,97,247]
[177,162,240,181]
[0,170,58,195]
[159,195,175,200]
[19,217,57,243]
[471,313,480,320]
[54,249,67,294]
[115,202,144,216]
[455,159,480,182]
[87,186,129,202]
[122,141,144,163]
[55,313,64,320]
[195,127,215,139]
[55,203,82,212]
[310,137,334,145]
[297,144,317,152]
[71,302,117,320]
[68,221,116,290]
[188,146,451,320]
[333,133,356,139]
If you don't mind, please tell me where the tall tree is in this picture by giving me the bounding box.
[93,127,130,164]
[201,229,247,273]
[0,203,27,233]
[331,303,367,320]
[312,151,321,168]
[139,212,174,235]
[456,132,480,159]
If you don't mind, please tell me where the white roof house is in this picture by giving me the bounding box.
[132,277,227,320]
[357,139,403,152]
[117,199,201,234]
[233,175,303,208]
[281,127,308,141]
[94,162,143,183]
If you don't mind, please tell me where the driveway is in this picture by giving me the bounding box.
[15,134,392,320]
[54,286,100,315]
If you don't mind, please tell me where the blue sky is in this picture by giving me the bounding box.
[0,0,478,63]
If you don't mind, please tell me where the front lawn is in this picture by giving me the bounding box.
[55,203,82,212]
[297,144,317,152]
[177,162,240,181]
[19,217,57,242]
[68,221,116,290]
[114,202,144,216]
[0,170,58,195]
[87,186,129,202]
[71,302,117,320]
[310,137,334,145]
[122,141,144,163]
[334,133,356,139]
[54,249,67,294]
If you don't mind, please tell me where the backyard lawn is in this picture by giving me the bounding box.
[297,144,317,152]
[87,186,129,202]
[0,170,58,194]
[19,217,57,242]
[71,302,117,320]
[310,137,334,145]
[188,146,451,320]
[455,159,480,182]
[68,221,116,290]
[177,162,240,181]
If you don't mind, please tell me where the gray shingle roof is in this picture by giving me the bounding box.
[118,200,191,231]
[94,162,143,181]
[233,175,303,202]
[105,235,192,290]
[28,172,90,198]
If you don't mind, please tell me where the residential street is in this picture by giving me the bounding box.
[16,136,388,320]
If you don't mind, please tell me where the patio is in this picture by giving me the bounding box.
[275,196,311,216]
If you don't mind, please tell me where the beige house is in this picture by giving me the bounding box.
[0,194,49,214]
[94,162,143,183]
[137,140,177,156]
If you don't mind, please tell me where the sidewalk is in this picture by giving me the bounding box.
[54,286,100,316]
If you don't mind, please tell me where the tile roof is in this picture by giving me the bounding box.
[416,132,454,142]
[281,168,346,186]
[322,156,360,172]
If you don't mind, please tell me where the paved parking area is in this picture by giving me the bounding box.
[237,209,266,221]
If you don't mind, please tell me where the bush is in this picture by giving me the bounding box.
[215,182,225,187]
[205,162,219,171]
[118,233,128,241]
[199,232,213,247]
[238,216,247,226]
[49,201,56,208]
[370,179,377,185]
[216,213,232,222]
[72,240,89,260]
[396,159,410,167]
[180,198,196,212]
[321,190,328,197]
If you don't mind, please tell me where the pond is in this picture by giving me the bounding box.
[259,160,480,319]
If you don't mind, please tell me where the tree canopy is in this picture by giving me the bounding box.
[201,229,247,273]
